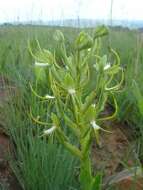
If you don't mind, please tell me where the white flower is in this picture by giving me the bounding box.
[92,104,96,108]
[44,94,55,99]
[43,126,56,135]
[68,88,76,95]
[91,120,112,133]
[90,121,100,130]
[35,62,49,67]
[104,63,111,70]
[88,48,91,52]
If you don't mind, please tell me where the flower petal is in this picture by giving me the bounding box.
[45,95,55,99]
[90,121,100,130]
[35,62,49,67]
[43,126,56,135]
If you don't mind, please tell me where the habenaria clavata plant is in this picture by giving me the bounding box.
[29,26,124,190]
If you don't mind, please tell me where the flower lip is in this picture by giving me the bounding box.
[91,120,112,133]
[68,88,76,95]
[45,94,55,99]
[104,63,111,70]
[43,126,56,135]
[35,62,49,67]
[90,121,100,130]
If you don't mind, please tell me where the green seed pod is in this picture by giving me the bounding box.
[82,91,96,113]
[62,141,82,159]
[64,73,75,89]
[51,113,60,127]
[94,25,109,39]
[84,105,96,123]
[34,67,47,83]
[75,31,93,51]
[33,50,54,82]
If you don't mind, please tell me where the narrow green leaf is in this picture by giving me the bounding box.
[91,173,102,190]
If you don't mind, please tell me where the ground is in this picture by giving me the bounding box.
[0,132,21,190]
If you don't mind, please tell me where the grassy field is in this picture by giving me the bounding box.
[0,25,143,190]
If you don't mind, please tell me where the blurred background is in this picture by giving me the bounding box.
[0,0,143,28]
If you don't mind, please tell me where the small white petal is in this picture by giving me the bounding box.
[104,63,111,70]
[92,104,96,108]
[44,126,56,135]
[93,64,96,68]
[88,48,91,52]
[36,115,40,120]
[35,62,49,67]
[90,121,100,130]
[45,94,55,99]
[68,88,76,95]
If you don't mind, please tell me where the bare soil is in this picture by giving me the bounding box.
[0,76,21,190]
[0,131,21,190]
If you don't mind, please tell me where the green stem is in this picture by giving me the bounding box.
[79,132,93,190]
[80,146,93,190]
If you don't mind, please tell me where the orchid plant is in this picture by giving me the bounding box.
[29,26,124,190]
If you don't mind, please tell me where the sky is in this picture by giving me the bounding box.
[0,0,143,23]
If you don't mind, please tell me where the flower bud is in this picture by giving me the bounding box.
[94,25,109,39]
[75,31,93,51]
